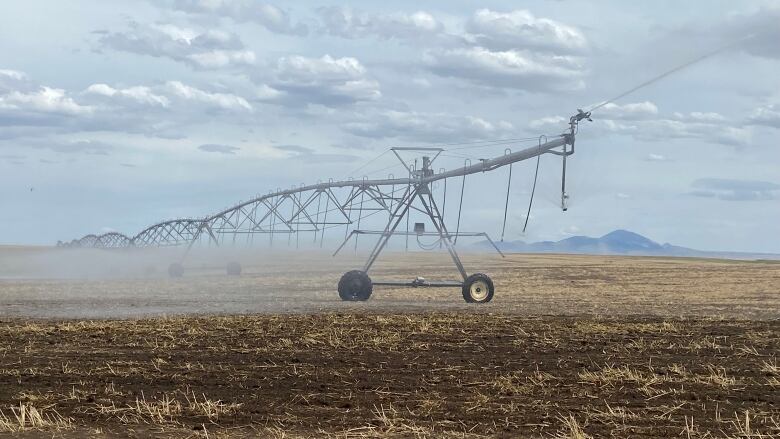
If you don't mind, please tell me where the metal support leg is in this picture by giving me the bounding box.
[362,185,417,273]
[417,192,468,281]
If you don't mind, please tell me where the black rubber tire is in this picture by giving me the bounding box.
[462,273,494,303]
[338,270,373,301]
[226,261,242,276]
[168,262,184,278]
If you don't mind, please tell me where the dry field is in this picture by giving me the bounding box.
[1,248,778,319]
[0,248,778,437]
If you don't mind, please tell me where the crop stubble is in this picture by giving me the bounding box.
[0,252,778,437]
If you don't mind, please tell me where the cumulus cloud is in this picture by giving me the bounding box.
[98,22,256,69]
[343,109,514,142]
[528,116,566,131]
[690,178,780,201]
[260,54,381,106]
[609,115,748,147]
[160,0,307,35]
[164,81,253,111]
[0,87,93,117]
[316,7,443,41]
[0,69,255,139]
[199,143,240,154]
[0,69,27,81]
[0,69,32,92]
[594,102,659,120]
[0,85,94,129]
[418,9,588,93]
[85,84,170,107]
[530,101,749,146]
[83,81,252,116]
[425,46,586,92]
[746,104,780,129]
[465,9,587,53]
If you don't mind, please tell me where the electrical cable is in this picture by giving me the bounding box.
[344,149,390,180]
[522,144,542,234]
[500,162,513,242]
[454,170,467,245]
[416,234,442,251]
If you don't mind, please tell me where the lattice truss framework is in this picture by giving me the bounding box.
[61,111,590,251]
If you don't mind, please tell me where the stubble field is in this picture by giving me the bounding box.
[0,248,778,437]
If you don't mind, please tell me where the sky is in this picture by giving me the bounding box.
[0,0,778,252]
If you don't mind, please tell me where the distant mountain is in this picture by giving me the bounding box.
[475,229,780,260]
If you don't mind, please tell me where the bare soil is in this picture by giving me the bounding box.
[0,251,778,437]
[0,315,778,438]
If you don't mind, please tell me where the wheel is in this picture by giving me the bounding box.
[338,270,373,301]
[462,273,494,303]
[226,261,242,276]
[168,262,184,278]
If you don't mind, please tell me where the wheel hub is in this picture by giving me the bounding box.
[469,280,489,301]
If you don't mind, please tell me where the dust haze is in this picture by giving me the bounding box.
[1,245,778,320]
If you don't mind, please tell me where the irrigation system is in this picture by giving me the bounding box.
[61,110,592,303]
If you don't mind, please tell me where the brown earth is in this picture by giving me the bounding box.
[0,252,778,437]
[0,315,778,438]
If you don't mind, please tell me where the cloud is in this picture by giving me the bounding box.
[164,81,253,111]
[343,109,514,142]
[0,87,92,118]
[746,104,780,129]
[0,69,32,92]
[594,102,659,120]
[0,69,27,81]
[608,115,748,147]
[260,54,381,106]
[529,116,566,131]
[531,101,749,146]
[425,46,586,92]
[465,9,587,53]
[0,84,94,129]
[644,153,668,162]
[316,7,443,41]
[98,22,256,69]
[0,70,254,139]
[198,143,240,154]
[690,178,780,201]
[84,81,251,113]
[85,84,170,107]
[417,9,588,93]
[160,0,307,35]
[719,7,780,60]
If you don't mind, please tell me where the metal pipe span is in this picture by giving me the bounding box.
[63,132,572,247]
[205,134,570,221]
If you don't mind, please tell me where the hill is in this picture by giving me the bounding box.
[478,229,780,260]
